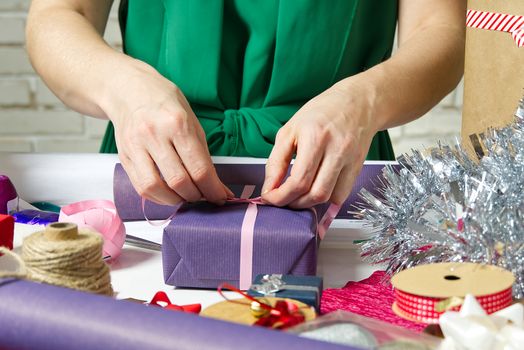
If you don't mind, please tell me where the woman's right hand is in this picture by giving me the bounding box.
[106,59,232,205]
[26,0,231,206]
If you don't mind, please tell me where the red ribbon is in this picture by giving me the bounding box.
[218,283,306,330]
[149,291,201,314]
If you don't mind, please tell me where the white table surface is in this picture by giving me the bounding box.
[2,153,379,309]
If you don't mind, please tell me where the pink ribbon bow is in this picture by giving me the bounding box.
[467,9,524,47]
[59,200,126,260]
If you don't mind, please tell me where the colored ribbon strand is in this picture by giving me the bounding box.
[467,9,524,47]
[393,287,513,324]
[149,291,201,314]
[236,185,256,290]
[59,200,126,260]
[218,283,305,330]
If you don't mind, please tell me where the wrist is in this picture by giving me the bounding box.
[97,54,158,125]
[332,75,382,135]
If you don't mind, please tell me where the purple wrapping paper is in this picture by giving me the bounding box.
[0,278,355,350]
[11,209,59,225]
[163,202,318,288]
[0,175,17,215]
[113,162,394,221]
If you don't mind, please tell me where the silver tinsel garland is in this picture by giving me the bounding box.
[356,95,524,298]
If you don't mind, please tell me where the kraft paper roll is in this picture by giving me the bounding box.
[391,263,515,323]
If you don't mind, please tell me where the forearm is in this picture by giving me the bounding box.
[26,0,142,119]
[336,5,466,132]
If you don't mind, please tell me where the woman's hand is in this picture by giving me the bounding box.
[261,81,377,208]
[262,0,466,209]
[26,0,232,206]
[107,61,232,205]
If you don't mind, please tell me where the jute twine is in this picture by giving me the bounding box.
[0,222,113,296]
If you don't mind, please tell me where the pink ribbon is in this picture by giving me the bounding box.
[230,186,340,290]
[232,185,257,290]
[59,200,126,260]
[467,9,524,47]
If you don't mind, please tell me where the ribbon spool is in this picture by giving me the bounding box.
[201,297,316,328]
[391,263,515,324]
[59,200,126,260]
[21,222,113,296]
[202,283,316,329]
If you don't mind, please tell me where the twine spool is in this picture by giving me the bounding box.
[18,222,113,296]
[391,262,514,324]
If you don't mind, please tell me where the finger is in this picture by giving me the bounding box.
[147,141,202,202]
[127,150,183,205]
[289,153,344,208]
[119,154,164,205]
[261,129,295,194]
[262,131,323,206]
[223,185,235,199]
[330,164,362,206]
[173,119,228,204]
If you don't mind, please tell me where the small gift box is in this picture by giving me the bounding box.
[0,214,14,250]
[247,274,323,312]
[162,201,325,290]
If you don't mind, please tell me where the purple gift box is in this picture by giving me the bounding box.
[162,201,320,289]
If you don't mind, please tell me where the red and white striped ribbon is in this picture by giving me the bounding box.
[467,9,524,48]
[394,287,513,324]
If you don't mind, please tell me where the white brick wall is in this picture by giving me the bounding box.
[0,2,463,155]
[389,81,463,156]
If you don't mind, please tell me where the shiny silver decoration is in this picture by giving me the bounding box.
[356,95,524,298]
[251,274,286,295]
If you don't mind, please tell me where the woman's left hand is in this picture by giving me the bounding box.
[261,81,378,208]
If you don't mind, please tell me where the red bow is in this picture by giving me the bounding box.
[149,291,201,314]
[253,299,305,329]
[218,283,306,330]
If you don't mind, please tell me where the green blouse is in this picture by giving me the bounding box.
[101,0,397,160]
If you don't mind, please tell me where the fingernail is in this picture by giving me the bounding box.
[261,178,272,194]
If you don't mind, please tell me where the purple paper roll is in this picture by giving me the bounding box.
[0,175,17,215]
[0,278,355,350]
[114,163,395,221]
[11,209,59,225]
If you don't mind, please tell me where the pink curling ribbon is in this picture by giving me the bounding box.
[467,9,524,47]
[59,200,126,260]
